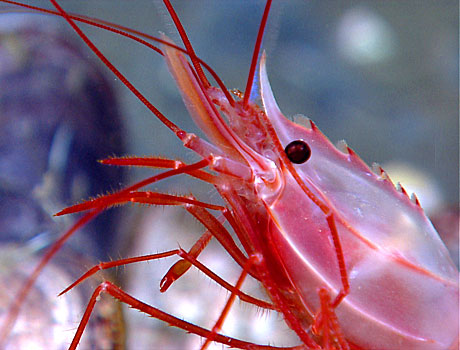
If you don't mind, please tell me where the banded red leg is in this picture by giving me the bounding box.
[0,159,212,346]
[311,288,349,350]
[160,222,218,293]
[70,281,304,350]
[60,190,252,273]
[101,156,246,290]
[200,254,263,350]
[161,201,258,291]
[59,248,273,310]
[99,156,218,184]
[56,173,276,307]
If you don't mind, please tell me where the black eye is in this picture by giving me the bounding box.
[285,140,311,164]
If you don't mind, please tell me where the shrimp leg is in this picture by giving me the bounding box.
[312,288,349,350]
[59,248,273,310]
[200,254,263,350]
[70,281,305,350]
[0,160,210,346]
[161,203,259,291]
[100,156,218,184]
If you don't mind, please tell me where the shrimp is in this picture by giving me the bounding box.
[0,1,458,349]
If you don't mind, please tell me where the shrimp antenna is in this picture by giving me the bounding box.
[0,0,236,106]
[162,0,210,89]
[48,0,184,136]
[243,0,272,108]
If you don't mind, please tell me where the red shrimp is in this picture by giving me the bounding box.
[0,1,458,349]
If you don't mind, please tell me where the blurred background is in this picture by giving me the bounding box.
[0,1,458,349]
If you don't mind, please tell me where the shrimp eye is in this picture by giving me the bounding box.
[285,140,311,164]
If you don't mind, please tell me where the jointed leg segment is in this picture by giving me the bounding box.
[59,248,274,310]
[70,281,303,350]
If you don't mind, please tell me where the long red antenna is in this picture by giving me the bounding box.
[2,0,237,106]
[162,0,210,89]
[243,0,272,108]
[48,0,183,136]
